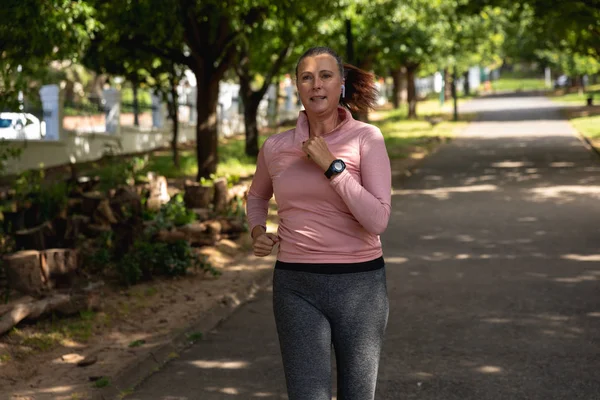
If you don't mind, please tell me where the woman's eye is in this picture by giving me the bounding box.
[322,74,332,79]
[302,75,312,81]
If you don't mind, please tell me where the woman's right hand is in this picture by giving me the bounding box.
[251,226,279,257]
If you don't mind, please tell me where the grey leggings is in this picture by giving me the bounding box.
[273,266,389,400]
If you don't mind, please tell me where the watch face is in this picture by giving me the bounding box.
[333,161,344,172]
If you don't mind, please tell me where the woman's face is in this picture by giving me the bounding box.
[296,54,343,116]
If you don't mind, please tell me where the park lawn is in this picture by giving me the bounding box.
[93,101,470,182]
[374,107,470,160]
[548,84,600,104]
[491,78,548,92]
[570,114,600,140]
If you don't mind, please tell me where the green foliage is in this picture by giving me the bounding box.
[0,0,98,110]
[145,194,196,230]
[9,168,70,223]
[83,231,114,273]
[93,377,110,388]
[128,339,146,348]
[97,156,147,192]
[12,169,44,202]
[187,332,203,343]
[0,140,22,176]
[114,239,215,286]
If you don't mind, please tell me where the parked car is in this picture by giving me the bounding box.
[0,112,43,140]
[554,75,570,89]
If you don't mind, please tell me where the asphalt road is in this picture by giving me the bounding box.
[127,95,600,400]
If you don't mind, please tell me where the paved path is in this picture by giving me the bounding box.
[126,95,600,399]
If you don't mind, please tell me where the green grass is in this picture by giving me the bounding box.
[142,135,271,180]
[374,106,469,159]
[570,115,600,140]
[492,78,548,92]
[89,100,470,182]
[548,84,600,104]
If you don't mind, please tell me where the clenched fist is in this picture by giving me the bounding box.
[302,136,336,172]
[251,226,279,257]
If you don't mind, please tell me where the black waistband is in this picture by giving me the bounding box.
[275,256,385,274]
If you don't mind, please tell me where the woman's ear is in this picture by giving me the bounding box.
[341,84,346,98]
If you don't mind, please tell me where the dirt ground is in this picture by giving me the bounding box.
[0,233,272,400]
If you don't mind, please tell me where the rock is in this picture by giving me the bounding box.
[77,355,98,367]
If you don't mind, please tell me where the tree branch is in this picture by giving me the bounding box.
[119,36,190,66]
[254,43,293,103]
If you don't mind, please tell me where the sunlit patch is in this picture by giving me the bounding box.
[491,161,530,168]
[455,254,470,259]
[550,162,575,168]
[423,252,450,261]
[253,392,276,397]
[482,318,511,324]
[517,217,537,222]
[538,314,570,322]
[393,184,498,199]
[188,360,250,369]
[220,387,240,395]
[421,235,437,240]
[587,312,600,318]
[425,175,443,181]
[528,185,600,199]
[561,254,600,262]
[410,371,434,379]
[525,168,538,173]
[476,365,503,374]
[456,235,475,242]
[526,272,547,278]
[385,256,409,264]
[554,275,598,283]
[409,271,420,276]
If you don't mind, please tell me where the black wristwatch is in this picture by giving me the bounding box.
[325,159,346,179]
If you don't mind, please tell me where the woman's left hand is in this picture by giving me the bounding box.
[302,136,336,172]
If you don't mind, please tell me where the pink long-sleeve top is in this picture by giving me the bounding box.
[246,106,392,264]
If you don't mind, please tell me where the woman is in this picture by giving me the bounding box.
[246,46,391,400]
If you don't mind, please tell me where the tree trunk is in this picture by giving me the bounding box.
[132,79,140,127]
[345,19,355,65]
[270,76,280,127]
[243,97,261,158]
[406,65,418,119]
[463,71,470,96]
[169,73,180,169]
[236,44,292,157]
[444,69,452,101]
[392,67,407,109]
[194,68,221,180]
[452,67,458,122]
[238,66,262,158]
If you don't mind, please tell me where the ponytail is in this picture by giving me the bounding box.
[341,63,378,114]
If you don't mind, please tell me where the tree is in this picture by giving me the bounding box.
[91,0,271,180]
[82,29,187,167]
[0,0,97,110]
[235,1,338,157]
